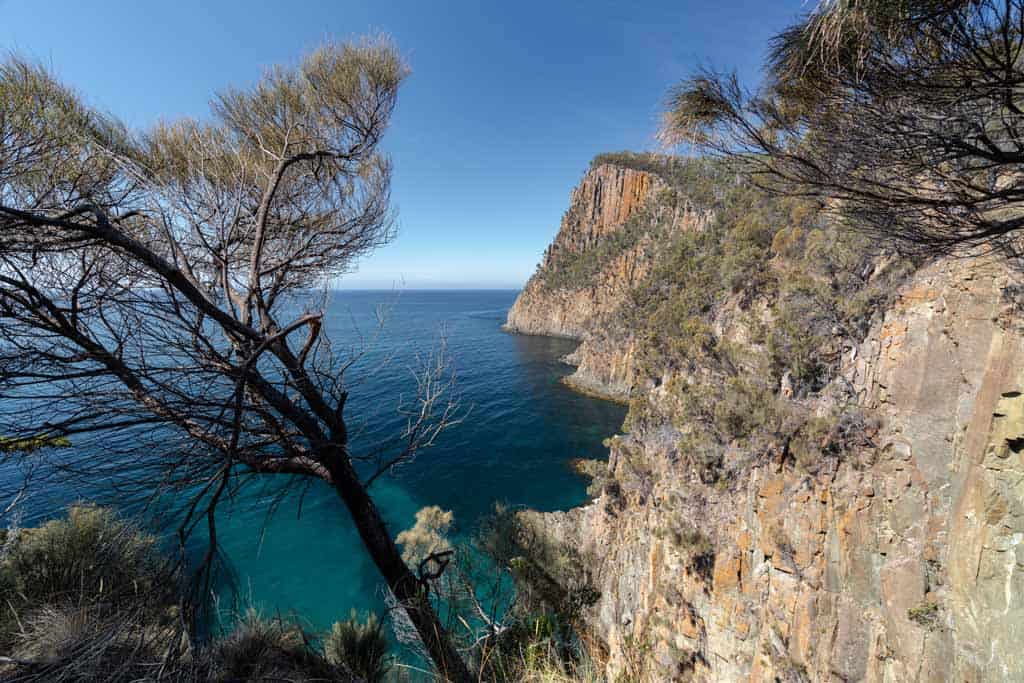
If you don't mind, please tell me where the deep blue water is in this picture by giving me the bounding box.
[2,290,625,632]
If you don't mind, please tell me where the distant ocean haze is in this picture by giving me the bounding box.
[0,289,625,631]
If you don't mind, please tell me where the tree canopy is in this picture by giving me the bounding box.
[0,40,474,681]
[663,0,1024,258]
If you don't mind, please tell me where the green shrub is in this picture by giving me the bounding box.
[670,376,781,447]
[789,415,836,472]
[0,507,379,682]
[211,608,342,682]
[324,610,390,683]
[669,521,711,554]
[712,378,780,443]
[661,514,715,584]
[4,505,175,608]
[0,434,71,453]
[0,505,186,681]
[479,506,600,628]
[787,407,878,472]
[720,213,775,295]
[474,611,603,683]
[907,601,941,630]
[766,302,832,395]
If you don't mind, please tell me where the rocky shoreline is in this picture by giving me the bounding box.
[506,156,1024,681]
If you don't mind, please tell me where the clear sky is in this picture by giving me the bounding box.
[0,0,806,289]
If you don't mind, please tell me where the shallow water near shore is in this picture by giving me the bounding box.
[2,290,625,636]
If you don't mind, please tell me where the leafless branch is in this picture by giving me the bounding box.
[0,41,473,681]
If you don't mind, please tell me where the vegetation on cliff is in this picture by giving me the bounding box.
[0,41,477,680]
[0,505,183,678]
[531,149,912,484]
[505,1,1024,680]
[0,501,620,681]
[0,506,401,681]
[626,183,909,464]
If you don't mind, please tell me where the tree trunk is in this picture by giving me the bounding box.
[325,456,473,683]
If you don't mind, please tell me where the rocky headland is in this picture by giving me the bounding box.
[506,153,1024,681]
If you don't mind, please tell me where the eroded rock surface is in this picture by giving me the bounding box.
[508,160,1024,681]
[505,163,662,340]
[506,161,707,400]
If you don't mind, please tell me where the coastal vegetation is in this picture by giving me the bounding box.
[6,0,1024,680]
[0,38,478,680]
[0,505,183,678]
[538,151,910,485]
[0,506,401,681]
[0,502,613,682]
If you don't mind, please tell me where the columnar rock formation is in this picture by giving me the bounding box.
[505,163,663,341]
[506,161,707,400]
[507,159,1024,681]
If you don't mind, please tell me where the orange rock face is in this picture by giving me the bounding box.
[548,164,658,261]
[505,162,708,400]
[505,163,664,341]
[510,161,1024,682]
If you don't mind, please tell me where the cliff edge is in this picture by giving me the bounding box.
[506,155,709,400]
[508,154,1024,681]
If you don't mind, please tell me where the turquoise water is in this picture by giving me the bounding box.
[2,290,625,632]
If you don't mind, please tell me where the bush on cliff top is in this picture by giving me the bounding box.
[590,150,674,176]
[0,506,395,682]
[589,152,725,201]
[323,610,390,682]
[600,157,914,480]
[539,156,728,293]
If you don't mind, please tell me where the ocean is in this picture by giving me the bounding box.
[2,290,625,633]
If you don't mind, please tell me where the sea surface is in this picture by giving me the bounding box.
[2,290,626,633]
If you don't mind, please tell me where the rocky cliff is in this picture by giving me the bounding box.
[505,163,661,340]
[505,157,709,400]
[507,156,1024,681]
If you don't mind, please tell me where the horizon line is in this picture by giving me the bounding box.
[330,287,523,292]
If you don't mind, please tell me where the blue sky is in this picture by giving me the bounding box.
[0,0,806,288]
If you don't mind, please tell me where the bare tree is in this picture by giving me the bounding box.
[662,0,1024,258]
[0,41,473,682]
